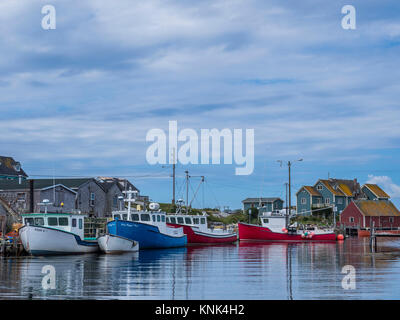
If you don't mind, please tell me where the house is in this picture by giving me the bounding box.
[242,197,284,213]
[77,177,147,217]
[340,200,400,231]
[0,178,92,214]
[296,178,361,216]
[361,184,390,201]
[0,156,28,180]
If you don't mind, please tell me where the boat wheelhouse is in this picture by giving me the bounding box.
[166,214,237,244]
[19,212,99,255]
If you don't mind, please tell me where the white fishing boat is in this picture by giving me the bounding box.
[19,204,99,255]
[97,234,139,253]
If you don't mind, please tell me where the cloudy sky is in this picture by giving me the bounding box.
[1,0,399,209]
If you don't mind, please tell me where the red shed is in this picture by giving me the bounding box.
[340,200,400,230]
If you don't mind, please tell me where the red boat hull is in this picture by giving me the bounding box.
[167,223,237,244]
[238,223,337,242]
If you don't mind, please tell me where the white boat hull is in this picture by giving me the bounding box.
[19,225,99,255]
[98,234,139,253]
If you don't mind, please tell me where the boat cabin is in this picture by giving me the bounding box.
[112,210,167,226]
[259,212,287,232]
[21,213,86,239]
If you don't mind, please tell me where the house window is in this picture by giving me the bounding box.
[90,193,95,206]
[390,217,394,223]
[337,198,343,205]
[325,198,330,205]
[349,217,354,223]
[317,198,321,204]
[301,198,306,205]
[317,185,323,191]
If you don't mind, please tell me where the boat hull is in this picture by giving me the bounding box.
[19,225,99,255]
[167,223,237,244]
[107,220,187,249]
[98,234,139,253]
[238,223,337,242]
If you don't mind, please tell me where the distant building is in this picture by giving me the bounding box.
[0,177,147,217]
[78,177,146,217]
[340,200,400,230]
[296,178,361,216]
[0,156,28,180]
[242,197,284,213]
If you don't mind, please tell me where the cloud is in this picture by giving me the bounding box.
[366,175,400,198]
[1,0,400,207]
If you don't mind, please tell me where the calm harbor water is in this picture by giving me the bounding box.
[1,237,400,300]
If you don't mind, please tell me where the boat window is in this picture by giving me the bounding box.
[263,218,269,223]
[200,218,206,224]
[193,218,199,224]
[170,217,176,224]
[157,215,161,222]
[185,217,192,224]
[122,214,128,220]
[114,214,121,220]
[141,214,151,221]
[34,217,44,226]
[72,218,77,227]
[131,214,139,221]
[177,217,184,224]
[161,215,165,222]
[24,218,34,225]
[59,217,69,226]
[166,217,170,223]
[152,215,156,222]
[48,217,58,226]
[79,219,83,229]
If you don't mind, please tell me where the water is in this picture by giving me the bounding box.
[2,237,400,300]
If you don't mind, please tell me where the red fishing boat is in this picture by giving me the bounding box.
[166,214,237,244]
[238,212,337,242]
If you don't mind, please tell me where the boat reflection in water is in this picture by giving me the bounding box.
[3,238,400,299]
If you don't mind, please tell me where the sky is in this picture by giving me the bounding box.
[0,0,400,210]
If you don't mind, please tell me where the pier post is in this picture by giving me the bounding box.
[370,222,377,252]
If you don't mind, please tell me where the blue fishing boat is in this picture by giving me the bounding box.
[107,191,187,249]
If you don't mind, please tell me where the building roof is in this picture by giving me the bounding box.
[318,180,346,196]
[242,197,283,203]
[354,200,400,217]
[0,156,28,178]
[93,177,139,193]
[337,183,353,197]
[301,186,322,197]
[0,178,91,191]
[363,184,390,199]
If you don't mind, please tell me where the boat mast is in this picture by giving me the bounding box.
[185,170,189,213]
[172,147,176,206]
